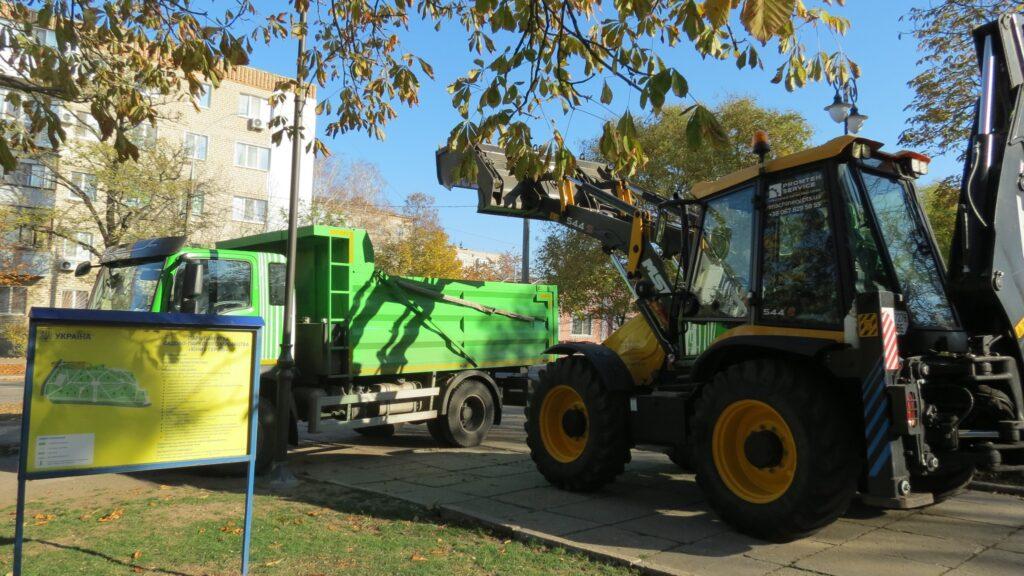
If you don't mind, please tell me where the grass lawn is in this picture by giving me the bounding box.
[2,475,636,576]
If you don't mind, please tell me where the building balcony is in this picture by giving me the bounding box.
[0,247,52,278]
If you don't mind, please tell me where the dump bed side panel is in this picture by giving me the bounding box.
[347,275,557,376]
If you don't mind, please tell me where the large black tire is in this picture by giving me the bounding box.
[668,444,692,471]
[525,356,630,492]
[354,423,404,437]
[692,359,860,542]
[430,380,495,447]
[914,464,975,503]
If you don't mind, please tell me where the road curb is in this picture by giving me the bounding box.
[969,481,1024,497]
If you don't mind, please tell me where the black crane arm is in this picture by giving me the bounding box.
[949,13,1024,351]
[436,144,685,357]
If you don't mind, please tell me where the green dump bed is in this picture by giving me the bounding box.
[217,225,558,378]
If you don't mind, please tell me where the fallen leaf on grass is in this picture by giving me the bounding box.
[131,566,143,574]
[306,510,323,517]
[159,485,171,490]
[263,559,284,567]
[32,513,55,526]
[99,509,124,523]
[410,553,428,562]
[131,550,142,560]
[219,522,243,535]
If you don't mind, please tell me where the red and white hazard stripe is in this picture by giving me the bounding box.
[880,307,901,371]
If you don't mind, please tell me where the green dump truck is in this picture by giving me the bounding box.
[79,225,558,469]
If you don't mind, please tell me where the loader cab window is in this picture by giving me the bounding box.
[859,171,956,329]
[691,186,754,319]
[171,258,252,314]
[760,169,841,325]
[838,164,894,294]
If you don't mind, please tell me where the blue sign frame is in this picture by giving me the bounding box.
[14,308,264,576]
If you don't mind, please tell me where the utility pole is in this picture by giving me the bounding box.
[268,7,307,489]
[521,219,530,282]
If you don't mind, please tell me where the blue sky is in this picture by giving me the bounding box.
[248,1,964,257]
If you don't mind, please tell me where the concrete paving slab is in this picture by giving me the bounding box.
[942,547,1024,576]
[569,525,678,563]
[922,490,1024,527]
[448,497,532,521]
[642,540,780,576]
[795,545,948,576]
[885,511,1017,546]
[840,526,984,568]
[550,495,655,524]
[615,507,729,545]
[806,519,875,545]
[508,509,602,536]
[494,484,597,510]
[448,471,551,497]
[994,527,1024,554]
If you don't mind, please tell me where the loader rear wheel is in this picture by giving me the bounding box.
[693,359,860,541]
[525,357,630,492]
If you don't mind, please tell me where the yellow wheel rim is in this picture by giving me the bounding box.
[712,399,797,504]
[539,385,589,463]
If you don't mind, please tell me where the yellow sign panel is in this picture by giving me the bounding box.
[26,324,255,474]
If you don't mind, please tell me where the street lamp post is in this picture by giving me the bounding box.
[824,81,867,135]
[268,7,307,490]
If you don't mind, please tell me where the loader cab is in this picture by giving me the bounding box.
[681,136,962,361]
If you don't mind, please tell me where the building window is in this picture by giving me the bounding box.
[234,142,270,171]
[34,28,57,48]
[9,162,56,189]
[181,189,205,217]
[74,113,100,141]
[184,132,208,161]
[68,171,97,201]
[232,196,267,224]
[0,286,28,315]
[197,83,211,108]
[60,289,89,309]
[237,94,269,120]
[62,232,92,261]
[129,123,158,148]
[571,314,593,336]
[15,225,45,248]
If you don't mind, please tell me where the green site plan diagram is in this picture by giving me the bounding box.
[42,360,151,408]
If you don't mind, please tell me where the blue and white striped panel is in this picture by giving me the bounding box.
[861,360,892,477]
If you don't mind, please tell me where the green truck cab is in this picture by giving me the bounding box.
[81,226,559,470]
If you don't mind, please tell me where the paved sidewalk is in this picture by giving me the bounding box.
[296,414,1024,576]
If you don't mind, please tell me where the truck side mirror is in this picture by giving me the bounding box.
[74,261,92,277]
[180,260,204,313]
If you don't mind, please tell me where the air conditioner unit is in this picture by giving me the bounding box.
[247,117,265,131]
[59,260,74,272]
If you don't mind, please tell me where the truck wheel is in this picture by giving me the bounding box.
[913,465,975,503]
[525,356,630,492]
[668,444,692,471]
[430,380,495,447]
[692,359,859,541]
[354,423,404,437]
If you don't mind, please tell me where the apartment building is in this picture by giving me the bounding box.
[0,56,316,354]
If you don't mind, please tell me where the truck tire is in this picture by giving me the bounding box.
[913,465,975,503]
[692,359,860,541]
[430,380,495,447]
[525,356,630,492]
[668,444,692,471]
[354,423,404,437]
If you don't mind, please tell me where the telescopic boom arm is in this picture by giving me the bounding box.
[436,145,686,357]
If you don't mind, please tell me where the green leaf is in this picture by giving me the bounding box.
[601,81,613,105]
[704,0,733,28]
[685,105,729,149]
[741,0,796,43]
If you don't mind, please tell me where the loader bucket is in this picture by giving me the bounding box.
[435,145,558,218]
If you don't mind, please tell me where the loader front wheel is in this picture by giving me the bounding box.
[525,357,630,492]
[693,359,860,541]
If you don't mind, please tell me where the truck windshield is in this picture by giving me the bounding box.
[88,260,165,311]
[859,170,957,329]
